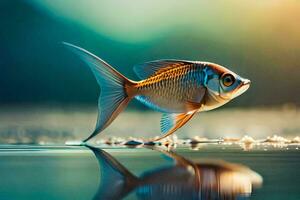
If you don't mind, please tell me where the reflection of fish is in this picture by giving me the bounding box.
[64,43,250,142]
[87,146,262,200]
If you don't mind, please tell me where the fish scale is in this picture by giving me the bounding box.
[134,63,205,113]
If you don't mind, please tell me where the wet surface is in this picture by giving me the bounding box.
[0,144,299,200]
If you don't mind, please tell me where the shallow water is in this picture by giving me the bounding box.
[0,144,299,200]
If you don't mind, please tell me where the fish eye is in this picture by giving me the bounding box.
[222,74,235,87]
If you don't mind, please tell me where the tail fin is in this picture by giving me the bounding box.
[86,145,138,199]
[63,42,134,142]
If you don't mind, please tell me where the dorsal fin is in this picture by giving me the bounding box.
[133,59,193,79]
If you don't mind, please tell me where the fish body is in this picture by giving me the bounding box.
[136,164,255,200]
[64,43,251,142]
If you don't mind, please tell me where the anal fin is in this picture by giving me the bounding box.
[156,110,197,141]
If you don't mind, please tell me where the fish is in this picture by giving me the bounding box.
[63,42,251,142]
[86,145,262,200]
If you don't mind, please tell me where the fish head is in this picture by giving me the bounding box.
[203,63,250,110]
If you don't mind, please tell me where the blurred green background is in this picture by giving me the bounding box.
[1,0,299,108]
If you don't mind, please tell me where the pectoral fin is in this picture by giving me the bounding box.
[148,146,195,167]
[155,110,197,141]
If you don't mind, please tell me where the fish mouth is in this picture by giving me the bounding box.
[232,79,251,98]
[242,79,251,86]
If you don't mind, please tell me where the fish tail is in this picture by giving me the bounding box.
[63,42,137,142]
[86,145,138,199]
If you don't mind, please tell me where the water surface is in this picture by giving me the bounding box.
[0,144,299,200]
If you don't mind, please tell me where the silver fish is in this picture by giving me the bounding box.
[64,42,250,142]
